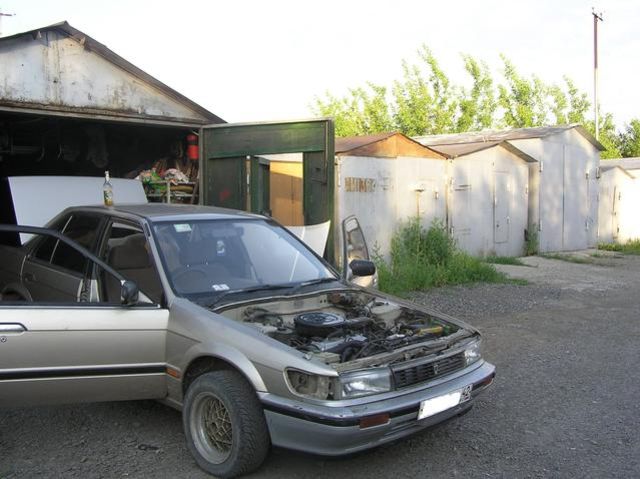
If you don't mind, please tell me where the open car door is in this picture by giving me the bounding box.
[0,224,168,407]
[341,216,377,288]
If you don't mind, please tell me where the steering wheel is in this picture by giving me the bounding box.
[171,265,211,291]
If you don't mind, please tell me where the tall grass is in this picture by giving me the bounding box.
[598,239,640,255]
[375,219,508,295]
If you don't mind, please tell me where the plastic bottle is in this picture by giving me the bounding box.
[103,171,113,206]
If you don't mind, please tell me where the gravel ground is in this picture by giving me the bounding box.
[2,254,639,478]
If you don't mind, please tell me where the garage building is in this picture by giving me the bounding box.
[598,164,640,243]
[418,125,605,253]
[426,141,535,257]
[0,21,224,219]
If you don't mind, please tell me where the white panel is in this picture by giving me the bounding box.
[8,176,147,243]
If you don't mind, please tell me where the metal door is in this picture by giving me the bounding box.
[0,305,168,407]
[494,172,509,244]
[202,156,247,211]
[200,119,336,263]
[613,186,620,240]
[250,157,271,215]
[0,223,169,407]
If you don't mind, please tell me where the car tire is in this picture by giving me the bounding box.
[183,370,270,478]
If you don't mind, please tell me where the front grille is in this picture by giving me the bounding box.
[392,352,466,389]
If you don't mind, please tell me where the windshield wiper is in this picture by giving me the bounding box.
[289,277,339,294]
[205,283,294,308]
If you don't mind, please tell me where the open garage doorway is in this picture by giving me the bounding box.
[200,119,336,262]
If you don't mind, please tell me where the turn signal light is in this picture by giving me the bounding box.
[359,413,390,429]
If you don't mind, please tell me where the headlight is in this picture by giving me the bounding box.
[286,369,332,400]
[464,339,482,366]
[337,368,392,399]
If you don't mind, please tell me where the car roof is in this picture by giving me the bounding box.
[63,203,264,223]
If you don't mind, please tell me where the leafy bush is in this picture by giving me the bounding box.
[524,228,538,256]
[375,219,508,295]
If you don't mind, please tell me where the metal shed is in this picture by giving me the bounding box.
[0,22,223,205]
[598,164,640,243]
[335,133,446,259]
[425,141,535,257]
[418,125,605,253]
[599,158,640,178]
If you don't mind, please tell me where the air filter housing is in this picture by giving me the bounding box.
[294,312,346,337]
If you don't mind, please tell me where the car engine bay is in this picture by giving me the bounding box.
[218,289,475,371]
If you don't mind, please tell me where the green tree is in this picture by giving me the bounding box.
[618,119,640,158]
[312,45,627,153]
[497,56,548,128]
[392,45,458,136]
[456,55,496,132]
[585,114,622,159]
[313,83,393,137]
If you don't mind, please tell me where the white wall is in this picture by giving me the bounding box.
[450,148,529,257]
[0,31,206,121]
[336,147,530,261]
[599,169,640,243]
[394,157,448,230]
[336,156,398,259]
[510,129,600,253]
[336,155,449,261]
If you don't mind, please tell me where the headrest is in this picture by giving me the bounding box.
[180,239,218,265]
[109,233,151,269]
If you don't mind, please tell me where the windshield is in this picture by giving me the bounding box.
[152,218,336,301]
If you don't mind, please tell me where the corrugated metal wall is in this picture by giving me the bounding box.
[336,148,529,259]
[599,168,640,243]
[449,148,529,257]
[510,130,600,253]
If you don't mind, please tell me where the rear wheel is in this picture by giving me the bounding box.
[183,370,270,478]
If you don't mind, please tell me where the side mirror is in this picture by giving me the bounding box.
[349,259,376,277]
[121,280,139,306]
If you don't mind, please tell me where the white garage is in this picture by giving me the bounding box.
[598,164,640,243]
[418,125,605,253]
[424,141,535,257]
[335,133,446,259]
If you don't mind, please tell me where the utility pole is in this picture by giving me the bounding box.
[592,8,604,140]
[0,8,15,37]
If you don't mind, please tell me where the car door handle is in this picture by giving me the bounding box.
[0,323,27,334]
[23,272,35,282]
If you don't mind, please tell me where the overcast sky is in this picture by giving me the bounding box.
[1,0,638,129]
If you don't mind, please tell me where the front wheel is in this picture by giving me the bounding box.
[183,370,270,478]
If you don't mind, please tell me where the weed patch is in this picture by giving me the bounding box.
[375,219,511,295]
[598,239,640,255]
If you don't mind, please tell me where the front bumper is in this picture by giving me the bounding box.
[260,360,495,456]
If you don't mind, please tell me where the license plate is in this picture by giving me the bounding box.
[418,385,471,420]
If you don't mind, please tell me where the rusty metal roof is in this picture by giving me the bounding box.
[335,132,398,153]
[0,21,224,125]
[335,132,444,158]
[415,124,605,151]
[427,140,537,162]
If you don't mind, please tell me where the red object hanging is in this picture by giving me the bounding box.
[186,134,199,161]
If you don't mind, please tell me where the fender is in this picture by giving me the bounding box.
[181,341,268,392]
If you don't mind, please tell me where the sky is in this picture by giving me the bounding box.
[1,0,638,129]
